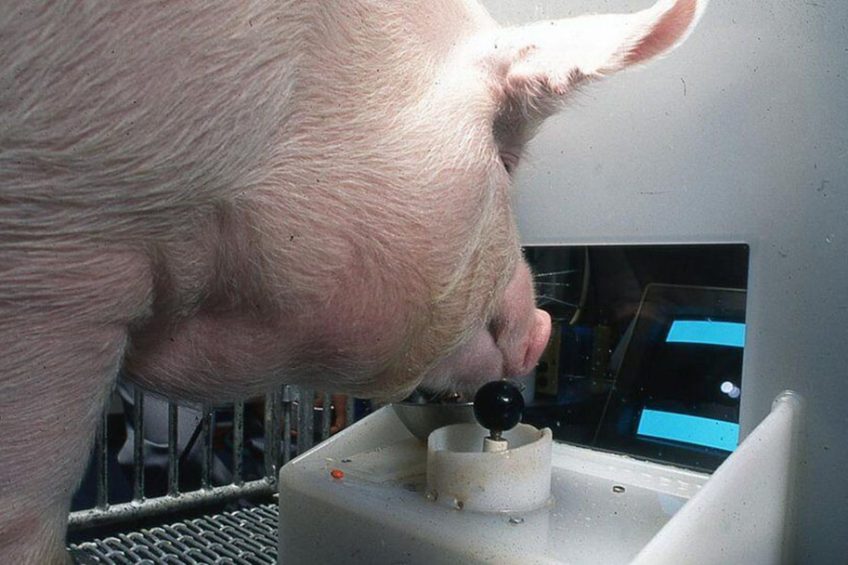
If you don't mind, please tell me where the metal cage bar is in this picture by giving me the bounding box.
[233,400,245,486]
[132,389,145,502]
[282,386,293,466]
[167,402,179,496]
[69,386,359,534]
[95,410,108,510]
[201,407,213,490]
[263,391,281,483]
[69,480,276,530]
[321,392,332,442]
[296,388,314,455]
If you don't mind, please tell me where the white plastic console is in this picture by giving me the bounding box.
[278,392,801,564]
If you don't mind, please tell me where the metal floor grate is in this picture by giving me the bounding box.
[69,504,278,564]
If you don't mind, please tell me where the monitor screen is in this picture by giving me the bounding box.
[595,285,747,470]
[634,319,745,451]
[522,245,750,473]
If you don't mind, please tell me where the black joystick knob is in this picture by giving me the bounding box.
[473,380,524,441]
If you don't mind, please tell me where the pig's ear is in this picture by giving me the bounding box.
[487,0,706,130]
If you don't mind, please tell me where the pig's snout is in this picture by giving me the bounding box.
[515,307,552,377]
[492,261,551,379]
[421,262,551,392]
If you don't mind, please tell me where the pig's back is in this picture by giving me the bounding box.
[0,1,307,245]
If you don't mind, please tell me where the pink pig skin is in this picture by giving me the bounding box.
[0,1,705,562]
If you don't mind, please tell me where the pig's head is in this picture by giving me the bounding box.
[314,0,706,400]
[116,0,706,405]
[253,0,707,401]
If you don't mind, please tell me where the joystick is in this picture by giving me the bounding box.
[425,378,552,513]
[473,380,524,453]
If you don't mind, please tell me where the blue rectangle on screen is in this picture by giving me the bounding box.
[665,320,745,348]
[637,409,739,451]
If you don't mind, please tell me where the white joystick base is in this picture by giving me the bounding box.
[426,422,552,513]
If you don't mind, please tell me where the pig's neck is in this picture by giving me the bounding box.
[125,200,433,401]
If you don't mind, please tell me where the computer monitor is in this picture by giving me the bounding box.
[595,284,747,471]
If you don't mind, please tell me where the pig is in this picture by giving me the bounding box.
[0,0,705,562]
